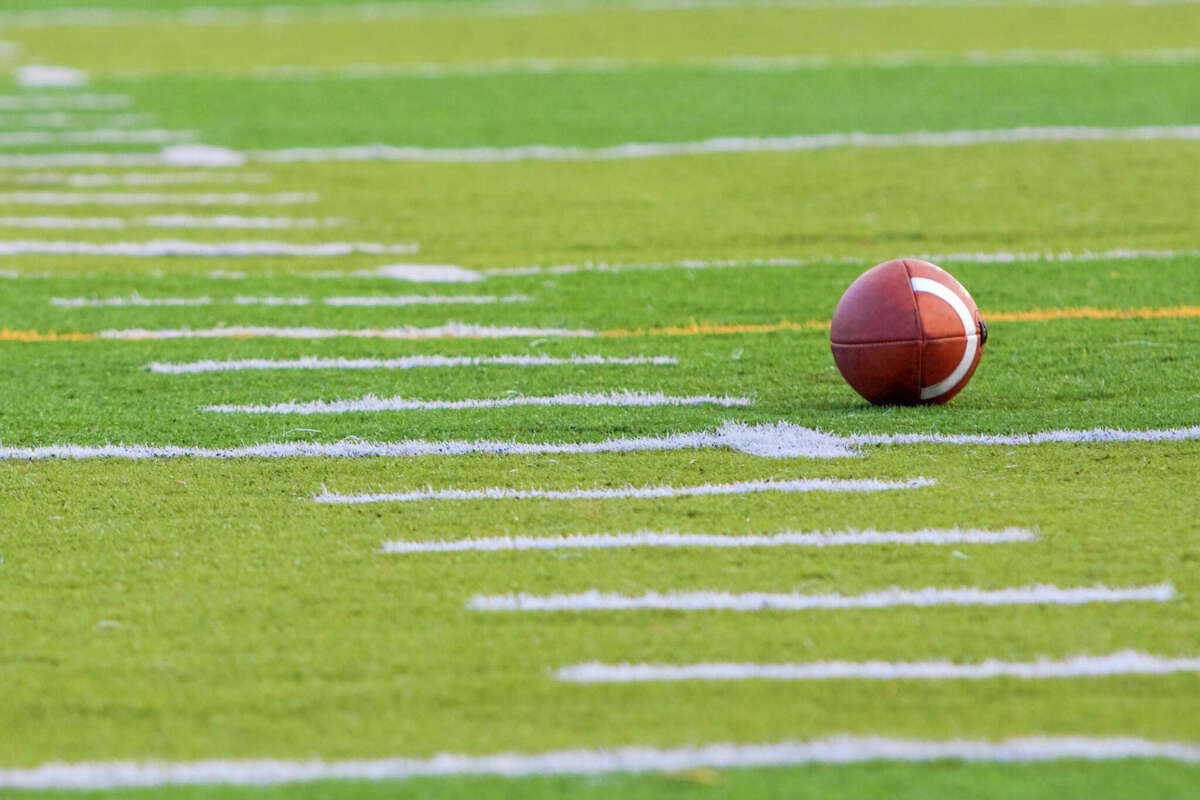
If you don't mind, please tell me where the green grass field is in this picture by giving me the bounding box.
[0,0,1199,797]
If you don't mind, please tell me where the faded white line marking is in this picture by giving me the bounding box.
[3,736,1199,790]
[125,49,1200,81]
[0,240,415,256]
[0,216,125,229]
[15,65,89,88]
[316,477,934,505]
[0,94,130,110]
[0,129,194,148]
[0,192,315,206]
[373,264,484,282]
[246,126,1200,163]
[145,354,677,374]
[556,651,1200,683]
[484,249,1200,277]
[203,390,753,415]
[4,0,1199,27]
[28,172,270,187]
[0,113,156,130]
[469,583,1175,612]
[322,293,527,306]
[145,215,340,229]
[52,294,210,308]
[381,527,1036,553]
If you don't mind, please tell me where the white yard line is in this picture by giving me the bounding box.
[845,426,1200,447]
[9,125,1200,170]
[556,651,1200,683]
[145,354,678,374]
[322,293,527,306]
[0,94,130,110]
[96,323,592,340]
[469,583,1175,612]
[0,129,194,148]
[484,249,1200,276]
[0,113,156,129]
[315,477,935,505]
[202,390,753,415]
[144,215,340,228]
[0,216,125,229]
[0,216,338,230]
[2,0,1199,27]
[0,192,316,206]
[6,422,1195,461]
[130,48,1200,81]
[52,295,210,308]
[245,126,1200,163]
[3,736,1199,790]
[15,171,270,187]
[16,65,89,88]
[381,527,1037,553]
[0,240,414,256]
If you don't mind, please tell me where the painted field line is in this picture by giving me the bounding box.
[0,216,125,229]
[596,305,1200,338]
[16,65,89,88]
[988,306,1200,322]
[486,249,1200,277]
[0,113,157,129]
[323,293,528,306]
[2,422,1195,460]
[0,94,130,110]
[30,121,1200,171]
[601,319,829,337]
[5,0,1200,27]
[0,192,316,206]
[157,48,1200,81]
[469,583,1175,612]
[0,421,857,460]
[846,426,1200,447]
[203,390,752,415]
[145,215,341,229]
[94,323,592,340]
[381,527,1036,553]
[25,172,271,187]
[0,240,415,256]
[315,477,934,505]
[146,354,678,374]
[0,214,344,230]
[556,651,1200,683]
[5,737,1200,791]
[52,295,210,308]
[0,129,194,148]
[245,126,1200,164]
[57,293,527,307]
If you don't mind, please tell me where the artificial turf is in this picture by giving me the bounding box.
[0,0,1198,795]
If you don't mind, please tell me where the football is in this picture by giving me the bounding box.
[830,259,988,405]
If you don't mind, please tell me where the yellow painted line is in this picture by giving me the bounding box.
[987,305,1200,322]
[600,319,829,338]
[0,328,96,342]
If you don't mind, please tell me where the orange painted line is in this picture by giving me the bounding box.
[2,306,1195,344]
[0,328,96,342]
[598,306,1200,338]
[600,319,829,338]
[987,305,1200,322]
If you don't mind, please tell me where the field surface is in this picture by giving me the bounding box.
[0,0,1198,797]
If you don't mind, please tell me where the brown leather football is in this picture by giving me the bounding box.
[830,259,987,405]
